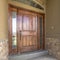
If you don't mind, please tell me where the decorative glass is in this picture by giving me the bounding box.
[12,11,17,49]
[40,16,43,48]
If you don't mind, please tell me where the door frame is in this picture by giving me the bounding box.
[8,4,45,54]
[8,6,18,54]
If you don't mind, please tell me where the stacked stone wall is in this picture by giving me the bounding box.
[46,38,60,60]
[0,40,8,60]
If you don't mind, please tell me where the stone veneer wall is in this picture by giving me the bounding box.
[0,40,8,60]
[46,38,60,60]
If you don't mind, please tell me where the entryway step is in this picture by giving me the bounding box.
[9,50,48,60]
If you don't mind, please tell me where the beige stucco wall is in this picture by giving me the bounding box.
[46,0,60,38]
[0,0,8,40]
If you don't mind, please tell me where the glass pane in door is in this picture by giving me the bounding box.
[40,16,43,48]
[12,11,17,49]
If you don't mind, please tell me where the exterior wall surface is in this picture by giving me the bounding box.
[0,0,8,40]
[0,40,8,60]
[46,0,60,38]
[46,0,60,59]
[0,0,8,60]
[46,38,60,60]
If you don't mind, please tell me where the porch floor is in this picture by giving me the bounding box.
[9,50,57,60]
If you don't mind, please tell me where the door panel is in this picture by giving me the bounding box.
[18,12,38,53]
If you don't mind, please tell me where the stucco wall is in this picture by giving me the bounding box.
[46,0,60,38]
[0,0,8,40]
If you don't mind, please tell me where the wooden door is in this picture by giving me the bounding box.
[18,10,38,53]
[8,6,45,54]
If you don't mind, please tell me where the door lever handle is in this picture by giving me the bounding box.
[20,31,21,40]
[20,31,21,34]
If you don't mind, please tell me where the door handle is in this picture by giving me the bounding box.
[20,31,21,35]
[20,31,21,40]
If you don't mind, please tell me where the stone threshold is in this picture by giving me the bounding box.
[9,50,48,60]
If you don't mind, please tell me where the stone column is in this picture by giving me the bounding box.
[0,0,8,60]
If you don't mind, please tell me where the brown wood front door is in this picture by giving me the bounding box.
[17,10,38,53]
[8,6,45,54]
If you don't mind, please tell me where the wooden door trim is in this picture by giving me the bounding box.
[43,14,45,49]
[37,14,45,49]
